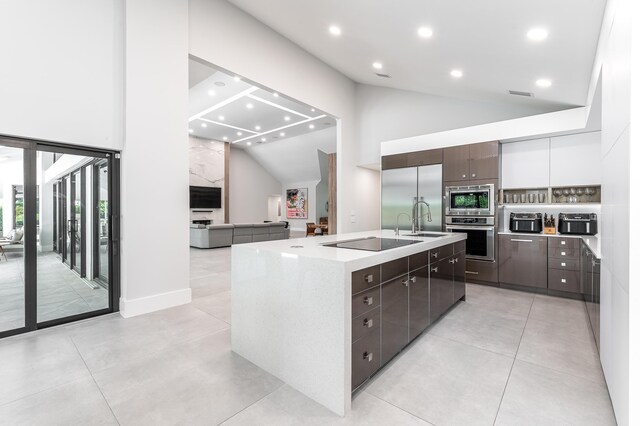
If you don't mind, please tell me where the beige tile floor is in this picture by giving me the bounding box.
[0,246,617,425]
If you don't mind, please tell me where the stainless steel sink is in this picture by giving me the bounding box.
[405,232,447,238]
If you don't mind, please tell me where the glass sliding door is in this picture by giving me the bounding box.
[95,161,109,285]
[0,144,26,334]
[0,135,119,338]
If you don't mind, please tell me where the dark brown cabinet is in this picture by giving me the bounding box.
[581,241,600,351]
[429,257,454,321]
[408,265,429,341]
[351,242,465,390]
[381,149,443,170]
[498,234,548,288]
[548,237,581,294]
[381,275,409,364]
[444,141,499,182]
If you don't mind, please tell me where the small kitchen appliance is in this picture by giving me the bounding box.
[509,212,543,233]
[557,213,598,235]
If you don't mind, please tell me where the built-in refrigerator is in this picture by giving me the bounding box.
[381,164,443,232]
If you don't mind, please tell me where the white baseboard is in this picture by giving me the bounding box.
[119,287,192,318]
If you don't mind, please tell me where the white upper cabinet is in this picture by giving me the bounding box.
[549,132,601,186]
[501,138,550,189]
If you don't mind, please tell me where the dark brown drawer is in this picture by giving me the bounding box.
[429,244,454,262]
[548,257,579,271]
[548,269,580,293]
[352,330,381,390]
[352,307,381,343]
[548,247,579,260]
[352,287,380,318]
[548,237,580,249]
[454,240,466,255]
[409,251,429,271]
[465,258,498,283]
[352,265,380,295]
[381,257,408,283]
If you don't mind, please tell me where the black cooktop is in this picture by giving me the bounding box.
[324,237,422,252]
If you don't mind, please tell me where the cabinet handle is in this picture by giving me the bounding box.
[455,257,459,263]
[471,173,476,178]
[364,274,374,283]
[462,174,467,178]
[465,271,479,275]
[363,296,374,306]
[561,251,566,256]
[431,266,439,273]
[363,352,374,362]
[402,279,409,287]
[364,318,373,328]
[411,276,417,283]
[561,262,567,267]
[431,251,439,258]
[561,278,567,283]
[561,241,566,245]
[511,239,533,242]
[592,259,598,267]
[449,258,456,264]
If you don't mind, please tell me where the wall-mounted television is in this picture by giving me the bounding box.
[190,186,221,209]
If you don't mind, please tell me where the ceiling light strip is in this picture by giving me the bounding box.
[188,87,259,122]
[246,94,312,119]
[232,115,326,144]
[198,118,257,134]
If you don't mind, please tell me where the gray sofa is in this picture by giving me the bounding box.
[190,222,290,248]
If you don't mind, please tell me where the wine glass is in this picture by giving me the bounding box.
[584,187,595,201]
[553,189,562,202]
[562,188,570,203]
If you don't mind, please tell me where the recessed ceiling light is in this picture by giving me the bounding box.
[284,116,291,121]
[246,142,252,146]
[261,137,266,142]
[311,108,316,112]
[214,81,225,87]
[218,115,225,121]
[309,124,315,129]
[201,122,207,128]
[273,92,279,97]
[223,136,228,141]
[234,76,241,82]
[536,78,552,87]
[329,25,341,36]
[280,132,286,137]
[527,28,548,41]
[255,125,261,130]
[417,27,433,38]
[246,103,254,109]
[450,69,463,78]
[188,128,194,133]
[207,90,216,96]
[237,131,243,136]
[372,62,383,70]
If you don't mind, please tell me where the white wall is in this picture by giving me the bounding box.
[229,148,282,224]
[189,137,225,224]
[599,0,634,423]
[189,0,376,233]
[0,0,122,150]
[355,84,564,166]
[120,0,190,316]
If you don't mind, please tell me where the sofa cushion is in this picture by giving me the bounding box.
[234,224,254,236]
[268,222,286,233]
[206,224,234,230]
[252,223,270,235]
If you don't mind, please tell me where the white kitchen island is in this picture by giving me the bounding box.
[231,229,466,416]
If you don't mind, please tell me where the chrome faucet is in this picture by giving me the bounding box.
[411,200,432,233]
[395,212,411,236]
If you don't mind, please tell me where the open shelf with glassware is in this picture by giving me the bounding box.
[499,185,601,205]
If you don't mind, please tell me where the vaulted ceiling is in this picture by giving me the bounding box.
[228,0,607,109]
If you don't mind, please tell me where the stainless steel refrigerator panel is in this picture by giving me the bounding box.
[381,168,418,231]
[417,164,443,232]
